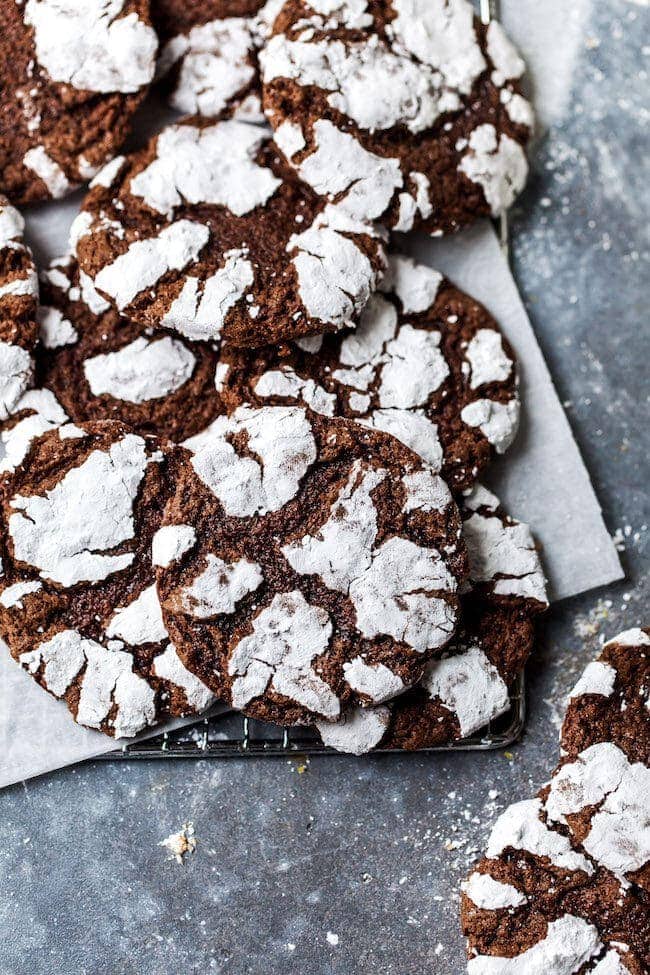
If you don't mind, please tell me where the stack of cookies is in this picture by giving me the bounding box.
[0,0,548,748]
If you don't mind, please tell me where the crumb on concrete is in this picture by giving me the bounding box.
[159,822,197,864]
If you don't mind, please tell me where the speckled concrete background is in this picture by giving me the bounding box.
[1,3,648,973]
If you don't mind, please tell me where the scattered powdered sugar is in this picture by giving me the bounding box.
[342,656,405,703]
[458,124,529,217]
[9,433,148,586]
[486,797,593,874]
[467,914,602,975]
[465,329,513,389]
[83,335,196,403]
[184,406,316,518]
[152,646,215,713]
[281,461,386,593]
[461,871,526,910]
[228,590,339,718]
[349,537,456,652]
[460,397,520,454]
[421,647,509,737]
[129,122,280,218]
[24,0,157,93]
[178,554,263,618]
[151,524,196,567]
[314,704,390,755]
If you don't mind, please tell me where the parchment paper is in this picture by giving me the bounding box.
[0,0,623,786]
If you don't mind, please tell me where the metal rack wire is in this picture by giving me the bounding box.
[103,0,525,761]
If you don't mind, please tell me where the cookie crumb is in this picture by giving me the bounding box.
[159,822,197,864]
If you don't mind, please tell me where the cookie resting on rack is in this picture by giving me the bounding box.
[155,406,467,725]
[153,0,269,120]
[219,252,520,492]
[460,626,650,974]
[0,196,39,419]
[36,254,224,442]
[72,116,386,349]
[0,420,215,737]
[260,0,534,234]
[315,483,548,754]
[0,0,157,204]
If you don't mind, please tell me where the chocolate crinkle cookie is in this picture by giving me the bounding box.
[0,0,158,204]
[460,627,650,974]
[260,0,534,234]
[155,405,467,725]
[219,252,520,492]
[0,196,39,418]
[0,420,215,737]
[315,483,548,754]
[153,0,270,120]
[35,254,225,441]
[72,116,386,348]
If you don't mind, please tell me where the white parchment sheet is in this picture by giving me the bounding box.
[0,0,622,787]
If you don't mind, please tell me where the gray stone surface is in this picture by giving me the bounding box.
[0,3,648,973]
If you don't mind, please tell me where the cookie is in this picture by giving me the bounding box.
[0,387,69,477]
[0,197,38,418]
[315,483,548,754]
[0,0,158,204]
[155,405,467,725]
[461,794,649,974]
[154,0,267,120]
[260,0,534,234]
[219,252,520,491]
[36,254,224,441]
[0,420,215,737]
[543,628,650,893]
[72,116,386,348]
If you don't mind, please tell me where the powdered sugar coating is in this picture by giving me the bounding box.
[461,872,526,910]
[466,915,602,975]
[105,584,168,645]
[39,306,79,349]
[151,524,197,567]
[465,329,513,389]
[458,125,529,217]
[228,590,339,718]
[83,335,196,403]
[0,198,38,418]
[178,554,263,619]
[24,0,157,94]
[546,743,650,884]
[462,502,547,603]
[314,704,390,754]
[9,433,148,586]
[0,389,68,474]
[421,646,510,737]
[349,537,457,652]
[281,461,385,592]
[568,661,617,701]
[0,343,34,421]
[157,17,261,119]
[152,644,215,713]
[379,254,442,314]
[486,798,593,874]
[606,628,650,649]
[460,398,520,455]
[23,146,73,198]
[342,656,405,703]
[261,0,532,232]
[184,406,317,518]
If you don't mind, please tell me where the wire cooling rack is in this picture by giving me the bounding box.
[104,0,524,761]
